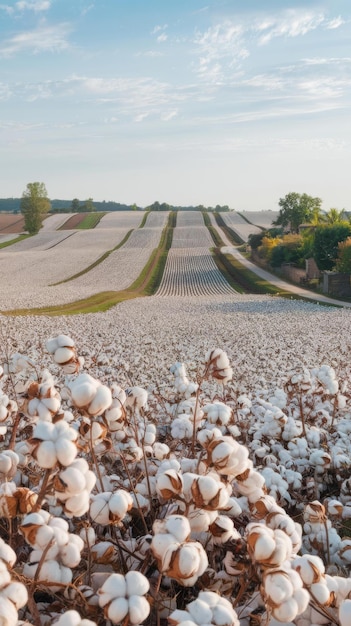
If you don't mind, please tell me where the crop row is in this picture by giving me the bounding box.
[156,247,236,296]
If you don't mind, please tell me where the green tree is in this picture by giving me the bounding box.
[83,197,95,212]
[273,192,322,233]
[313,224,351,270]
[71,198,80,212]
[336,238,351,273]
[325,207,346,224]
[20,182,51,234]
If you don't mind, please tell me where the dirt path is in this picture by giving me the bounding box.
[209,213,351,309]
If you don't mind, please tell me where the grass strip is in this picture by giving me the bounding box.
[0,234,31,249]
[202,212,225,247]
[76,212,106,229]
[50,230,134,285]
[214,212,245,245]
[139,210,150,228]
[2,212,176,317]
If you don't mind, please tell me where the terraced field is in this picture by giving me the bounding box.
[220,211,262,242]
[240,210,279,229]
[156,211,234,297]
[0,211,167,310]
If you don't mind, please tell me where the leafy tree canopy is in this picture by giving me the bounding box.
[20,182,51,234]
[313,224,351,271]
[273,192,322,233]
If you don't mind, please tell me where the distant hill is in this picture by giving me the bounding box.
[0,198,140,213]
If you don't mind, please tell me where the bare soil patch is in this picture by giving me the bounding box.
[58,213,89,229]
[0,214,25,233]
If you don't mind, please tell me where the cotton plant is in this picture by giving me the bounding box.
[20,510,84,590]
[169,590,240,626]
[18,369,61,422]
[0,560,28,626]
[98,571,150,625]
[46,334,84,375]
[151,515,208,586]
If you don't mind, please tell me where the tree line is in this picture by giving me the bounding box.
[249,192,351,273]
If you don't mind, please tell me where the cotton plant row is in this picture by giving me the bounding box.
[1,335,351,624]
[156,248,234,297]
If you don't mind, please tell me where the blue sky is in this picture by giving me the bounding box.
[1,0,351,210]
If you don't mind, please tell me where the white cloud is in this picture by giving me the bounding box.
[157,33,168,43]
[326,16,345,29]
[161,110,178,121]
[256,11,325,45]
[0,22,72,56]
[15,0,51,11]
[151,24,167,34]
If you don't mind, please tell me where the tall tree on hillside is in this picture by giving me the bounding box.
[273,192,322,233]
[71,198,80,212]
[20,182,51,234]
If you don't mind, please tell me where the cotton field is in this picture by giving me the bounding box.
[1,211,351,626]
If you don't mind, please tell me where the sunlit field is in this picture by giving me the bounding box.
[1,211,351,626]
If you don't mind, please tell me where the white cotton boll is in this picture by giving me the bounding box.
[70,376,97,408]
[125,386,148,409]
[153,442,170,460]
[152,535,179,563]
[2,581,28,610]
[171,416,193,439]
[109,490,133,519]
[60,543,82,568]
[339,600,351,626]
[128,596,150,625]
[58,467,86,495]
[90,493,111,525]
[212,603,239,626]
[292,554,325,585]
[55,439,78,467]
[125,571,149,597]
[53,610,97,626]
[65,490,90,517]
[187,506,215,533]
[98,574,127,605]
[33,420,55,440]
[225,496,242,517]
[106,597,129,624]
[0,597,19,626]
[272,597,299,623]
[0,540,17,567]
[187,599,213,624]
[264,571,294,605]
[31,524,55,550]
[54,347,75,365]
[197,427,223,447]
[165,516,191,543]
[88,385,112,416]
[310,582,330,605]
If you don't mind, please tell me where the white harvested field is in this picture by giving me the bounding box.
[157,211,234,297]
[221,211,262,242]
[0,214,165,310]
[96,211,144,229]
[172,210,213,248]
[240,210,279,229]
[157,248,234,296]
